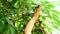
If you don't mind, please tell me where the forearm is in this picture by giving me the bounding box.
[24,14,39,34]
[24,5,40,34]
[43,29,50,34]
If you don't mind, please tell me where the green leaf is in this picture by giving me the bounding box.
[0,21,4,31]
[0,2,2,7]
[6,18,13,26]
[14,2,20,8]
[9,26,15,34]
[0,13,3,19]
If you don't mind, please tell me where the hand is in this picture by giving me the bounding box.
[38,20,44,30]
[34,5,40,16]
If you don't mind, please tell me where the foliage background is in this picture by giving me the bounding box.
[0,0,60,34]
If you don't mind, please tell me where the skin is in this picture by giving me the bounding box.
[24,6,40,34]
[43,29,50,34]
[39,21,50,34]
[24,6,50,34]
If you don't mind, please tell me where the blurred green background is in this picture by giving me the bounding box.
[0,0,60,34]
